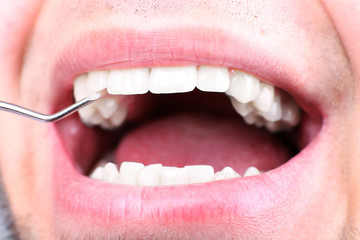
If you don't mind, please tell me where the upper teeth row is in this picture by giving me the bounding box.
[89,161,261,186]
[73,65,301,131]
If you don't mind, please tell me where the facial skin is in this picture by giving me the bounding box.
[0,0,360,239]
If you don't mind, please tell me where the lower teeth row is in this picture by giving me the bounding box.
[89,161,261,186]
[73,65,301,132]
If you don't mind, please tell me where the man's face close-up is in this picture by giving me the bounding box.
[1,0,360,239]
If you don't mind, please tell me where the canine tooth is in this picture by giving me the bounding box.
[196,66,230,92]
[214,167,241,180]
[282,100,301,126]
[184,165,214,184]
[87,71,108,92]
[160,167,189,186]
[230,97,255,116]
[118,162,144,185]
[96,98,119,119]
[149,66,197,94]
[226,71,260,103]
[244,166,261,177]
[74,74,88,101]
[259,95,282,122]
[107,68,150,95]
[137,164,163,186]
[101,163,119,183]
[253,82,275,112]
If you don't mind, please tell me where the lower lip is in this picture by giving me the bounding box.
[50,118,324,238]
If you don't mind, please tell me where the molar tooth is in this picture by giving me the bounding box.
[160,167,189,186]
[109,107,127,126]
[281,100,301,126]
[226,71,260,103]
[96,98,119,119]
[230,97,255,117]
[87,71,108,93]
[78,104,96,121]
[107,68,150,95]
[184,165,214,184]
[254,118,265,128]
[86,112,103,126]
[137,164,163,186]
[100,120,117,130]
[259,95,282,122]
[253,82,275,112]
[196,66,230,92]
[265,121,283,133]
[149,66,197,94]
[243,112,258,125]
[118,162,144,185]
[101,163,119,183]
[243,166,261,177]
[214,167,241,180]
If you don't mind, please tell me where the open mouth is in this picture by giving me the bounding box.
[72,65,302,185]
[50,29,324,238]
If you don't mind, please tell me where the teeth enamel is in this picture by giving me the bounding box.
[78,103,96,120]
[243,166,261,177]
[73,65,301,132]
[109,107,127,126]
[253,82,275,112]
[230,97,255,116]
[265,121,282,133]
[243,112,258,125]
[226,70,260,103]
[85,112,103,126]
[214,167,241,180]
[73,74,88,100]
[259,95,282,122]
[107,68,150,95]
[254,118,265,128]
[184,165,215,184]
[87,71,108,92]
[160,167,189,186]
[73,73,128,128]
[196,66,230,92]
[89,167,104,180]
[137,164,163,186]
[89,161,254,186]
[96,98,119,119]
[149,66,197,94]
[118,162,144,185]
[101,163,119,183]
[281,100,301,126]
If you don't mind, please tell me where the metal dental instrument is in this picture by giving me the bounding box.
[0,92,101,123]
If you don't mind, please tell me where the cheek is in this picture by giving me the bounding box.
[321,0,360,78]
[0,0,44,98]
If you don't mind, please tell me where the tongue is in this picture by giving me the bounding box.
[115,113,292,173]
